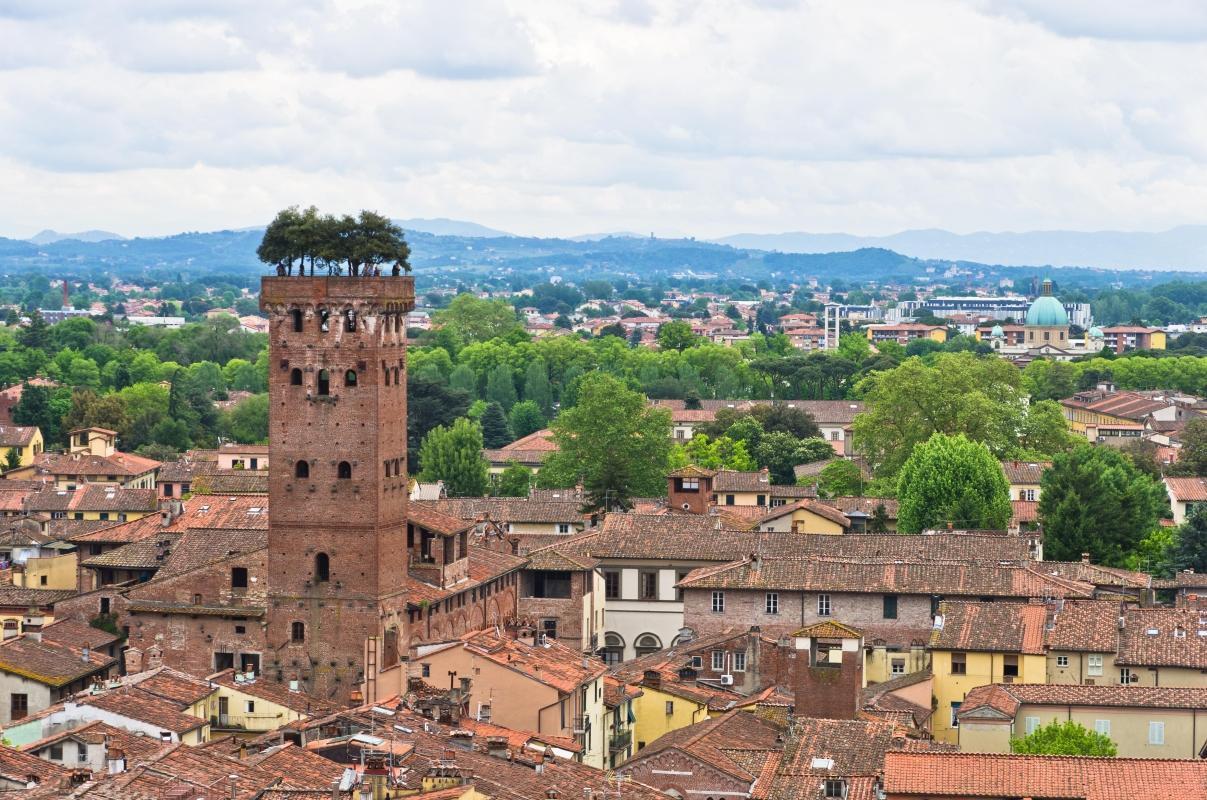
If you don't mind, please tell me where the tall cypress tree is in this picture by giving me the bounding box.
[523,359,554,417]
[485,365,518,411]
[479,402,513,448]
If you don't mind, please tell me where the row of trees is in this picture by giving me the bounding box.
[257,206,411,276]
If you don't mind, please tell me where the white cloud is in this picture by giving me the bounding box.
[1,0,1207,239]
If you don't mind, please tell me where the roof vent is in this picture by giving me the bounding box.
[810,757,834,770]
[1146,628,1160,636]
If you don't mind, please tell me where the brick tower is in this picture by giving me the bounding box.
[260,275,414,702]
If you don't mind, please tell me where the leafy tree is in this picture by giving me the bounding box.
[669,434,756,471]
[853,352,1027,479]
[508,400,546,440]
[523,359,555,417]
[1173,506,1207,574]
[150,418,192,451]
[1039,445,1169,566]
[418,418,489,497]
[19,310,50,351]
[61,390,130,439]
[479,402,513,449]
[816,459,864,497]
[493,461,533,497]
[837,333,871,363]
[1022,359,1078,401]
[755,433,833,485]
[449,364,478,398]
[1171,418,1207,476]
[1019,400,1078,458]
[485,364,518,411]
[12,383,59,445]
[434,294,522,346]
[219,393,269,443]
[870,503,890,533]
[896,433,1011,533]
[407,376,471,474]
[539,374,672,511]
[657,320,698,351]
[581,280,614,301]
[1010,720,1117,756]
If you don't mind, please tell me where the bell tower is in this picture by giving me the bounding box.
[260,275,414,701]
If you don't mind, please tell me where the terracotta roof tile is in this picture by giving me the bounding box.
[0,424,37,447]
[80,687,207,734]
[1046,600,1122,653]
[1166,476,1207,502]
[31,449,160,478]
[1000,460,1049,484]
[208,669,339,717]
[452,629,605,694]
[0,634,115,687]
[0,743,70,787]
[930,601,1047,654]
[623,709,782,783]
[962,683,1207,720]
[1117,607,1207,668]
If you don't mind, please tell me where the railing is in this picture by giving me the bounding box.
[609,730,632,751]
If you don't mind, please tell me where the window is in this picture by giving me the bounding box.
[337,461,352,479]
[891,659,905,675]
[829,430,840,442]
[317,369,330,396]
[295,461,309,479]
[556,523,571,534]
[231,567,248,589]
[1056,655,1069,668]
[1022,488,1036,502]
[882,594,898,619]
[1088,654,1104,676]
[344,309,357,332]
[1148,721,1165,745]
[234,625,245,635]
[246,700,256,714]
[163,483,174,498]
[1024,716,1040,735]
[950,701,962,728]
[77,742,87,763]
[290,309,303,332]
[711,650,725,671]
[634,633,661,656]
[49,743,63,760]
[319,309,330,332]
[676,570,690,602]
[421,663,430,678]
[664,701,674,716]
[530,571,571,599]
[344,370,357,387]
[824,779,846,799]
[291,621,305,643]
[950,652,966,675]
[1120,668,1134,684]
[1094,719,1111,736]
[1003,655,1019,678]
[725,494,735,506]
[733,651,746,672]
[290,368,303,386]
[690,656,702,668]
[638,571,658,601]
[817,594,831,617]
[681,478,699,491]
[604,571,620,600]
[600,633,624,665]
[315,553,329,582]
[10,693,27,721]
[711,591,725,613]
[756,494,766,506]
[765,593,779,615]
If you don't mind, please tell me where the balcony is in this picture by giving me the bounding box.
[609,730,632,752]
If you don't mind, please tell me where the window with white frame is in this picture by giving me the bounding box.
[711,650,725,671]
[556,523,571,534]
[1024,716,1040,735]
[891,659,905,675]
[1120,668,1134,685]
[690,655,702,669]
[1149,721,1165,745]
[1056,655,1069,667]
[711,591,725,613]
[765,593,779,614]
[1087,654,1103,676]
[817,594,831,616]
[1094,719,1111,736]
[733,651,746,672]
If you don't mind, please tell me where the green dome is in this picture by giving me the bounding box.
[1088,326,1104,339]
[990,324,1004,337]
[1025,279,1068,327]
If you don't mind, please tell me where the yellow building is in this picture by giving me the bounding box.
[208,668,336,733]
[625,674,715,751]
[929,601,1049,744]
[865,323,948,344]
[751,498,851,534]
[957,683,1207,759]
[0,425,42,470]
[602,677,640,768]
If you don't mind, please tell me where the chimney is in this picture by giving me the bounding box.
[23,613,43,642]
[107,747,126,775]
[643,669,661,689]
[82,645,90,663]
[1081,552,1091,564]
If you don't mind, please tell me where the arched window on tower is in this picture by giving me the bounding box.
[290,309,303,332]
[290,368,303,386]
[338,461,352,480]
[315,552,329,582]
[345,309,357,332]
[392,366,400,385]
[345,370,358,387]
[295,461,309,479]
[319,309,330,332]
[317,370,330,396]
[383,364,391,386]
[291,621,305,643]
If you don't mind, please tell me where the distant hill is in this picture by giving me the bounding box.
[394,218,512,238]
[714,225,1207,271]
[28,229,125,245]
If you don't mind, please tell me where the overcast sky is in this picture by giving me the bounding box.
[3,0,1207,239]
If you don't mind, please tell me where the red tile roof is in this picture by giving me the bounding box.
[1045,600,1122,653]
[930,601,1047,654]
[961,683,1207,720]
[1166,476,1207,502]
[621,709,783,784]
[882,751,1207,799]
[1116,607,1207,668]
[456,628,606,694]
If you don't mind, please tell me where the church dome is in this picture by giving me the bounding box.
[1025,279,1069,327]
[1088,326,1104,339]
[990,324,1004,337]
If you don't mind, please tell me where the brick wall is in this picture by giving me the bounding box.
[518,569,591,651]
[617,747,749,798]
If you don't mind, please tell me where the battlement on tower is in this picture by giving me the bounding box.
[260,275,415,311]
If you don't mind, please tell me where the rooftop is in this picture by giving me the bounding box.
[930,601,1047,654]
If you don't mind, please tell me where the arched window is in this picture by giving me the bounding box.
[315,552,329,582]
[295,461,309,479]
[318,309,330,332]
[599,632,624,665]
[317,370,330,396]
[634,633,662,657]
[392,366,400,385]
[384,460,392,478]
[290,309,303,332]
[291,621,305,643]
[383,365,391,386]
[344,309,357,332]
[345,370,357,387]
[290,368,303,386]
[393,458,401,477]
[337,461,352,479]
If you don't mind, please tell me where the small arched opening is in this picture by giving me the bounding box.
[634,632,662,657]
[345,370,358,387]
[289,368,303,386]
[290,309,303,332]
[337,461,352,480]
[315,552,330,582]
[317,370,330,396]
[392,366,400,385]
[344,309,357,332]
[599,632,625,665]
[295,461,309,479]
